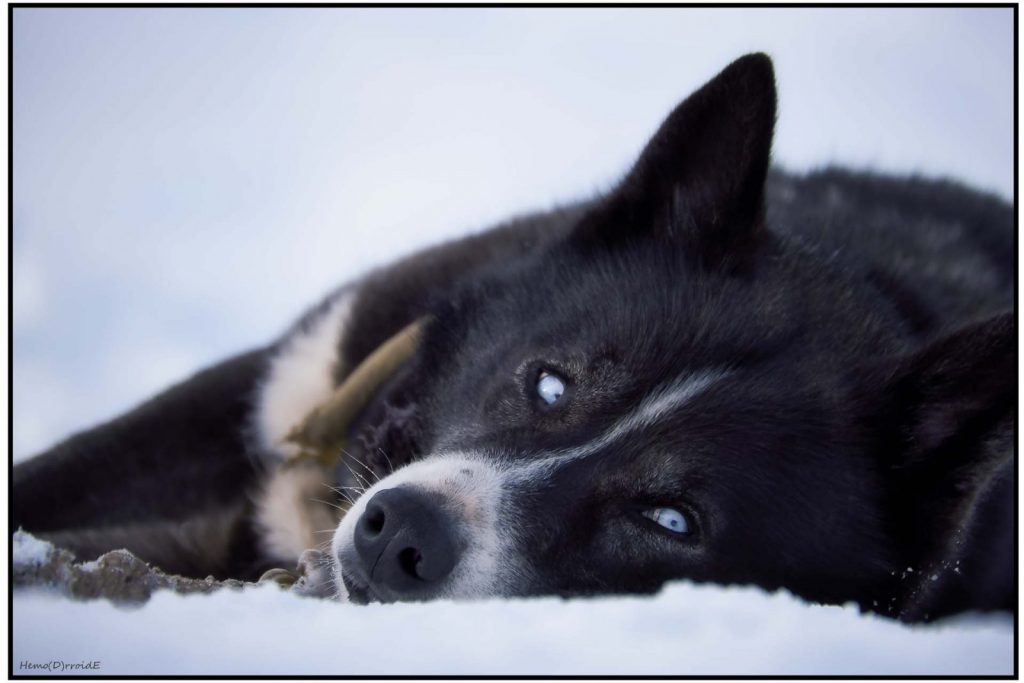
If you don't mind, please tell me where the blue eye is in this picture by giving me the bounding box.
[642,507,690,534]
[536,371,566,405]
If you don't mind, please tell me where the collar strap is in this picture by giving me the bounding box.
[284,318,425,469]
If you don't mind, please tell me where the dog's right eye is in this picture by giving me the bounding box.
[641,507,691,535]
[536,370,566,405]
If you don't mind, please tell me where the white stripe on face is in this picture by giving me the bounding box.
[514,369,729,481]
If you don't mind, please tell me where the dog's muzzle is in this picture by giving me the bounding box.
[341,486,465,601]
[333,454,510,603]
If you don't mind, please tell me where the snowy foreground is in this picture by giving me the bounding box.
[14,579,1012,676]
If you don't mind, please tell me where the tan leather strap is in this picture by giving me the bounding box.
[284,318,425,468]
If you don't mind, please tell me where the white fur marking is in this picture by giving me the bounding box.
[256,465,341,562]
[521,368,729,478]
[255,292,354,459]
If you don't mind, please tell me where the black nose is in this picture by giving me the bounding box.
[352,486,461,597]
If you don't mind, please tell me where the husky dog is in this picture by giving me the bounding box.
[13,54,1014,622]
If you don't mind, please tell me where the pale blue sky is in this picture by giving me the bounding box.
[13,7,1014,462]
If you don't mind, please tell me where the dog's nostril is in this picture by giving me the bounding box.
[362,507,386,535]
[398,547,424,580]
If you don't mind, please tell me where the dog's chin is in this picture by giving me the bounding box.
[340,570,379,605]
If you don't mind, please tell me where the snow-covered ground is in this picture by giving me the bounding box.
[11,7,1015,677]
[13,583,1014,676]
[10,531,1015,676]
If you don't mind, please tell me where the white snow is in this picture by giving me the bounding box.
[12,582,1012,676]
[12,531,53,569]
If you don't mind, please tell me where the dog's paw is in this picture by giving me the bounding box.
[290,549,340,601]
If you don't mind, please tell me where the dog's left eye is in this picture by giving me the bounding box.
[536,370,566,405]
[641,507,690,534]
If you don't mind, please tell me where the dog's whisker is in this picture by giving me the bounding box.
[315,482,356,504]
[341,459,373,490]
[377,447,395,474]
[338,453,374,488]
[309,497,346,512]
[324,483,367,504]
[324,486,355,503]
[342,448,381,483]
[348,449,381,482]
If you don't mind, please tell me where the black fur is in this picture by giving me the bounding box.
[13,54,1014,620]
[13,349,272,578]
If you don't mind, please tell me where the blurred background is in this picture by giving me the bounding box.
[12,7,1013,463]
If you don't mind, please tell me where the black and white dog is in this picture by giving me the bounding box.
[13,54,1014,622]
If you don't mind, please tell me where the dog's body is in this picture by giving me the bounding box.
[13,55,1014,622]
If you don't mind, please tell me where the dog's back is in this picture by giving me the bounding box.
[768,169,1012,329]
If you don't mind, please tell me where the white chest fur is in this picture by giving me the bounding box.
[251,288,358,563]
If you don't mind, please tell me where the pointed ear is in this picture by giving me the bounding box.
[576,53,777,266]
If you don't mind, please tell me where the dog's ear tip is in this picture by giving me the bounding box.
[715,52,774,83]
[731,51,775,76]
[719,52,777,110]
[570,53,780,258]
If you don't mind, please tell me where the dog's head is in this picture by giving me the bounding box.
[331,54,1014,617]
